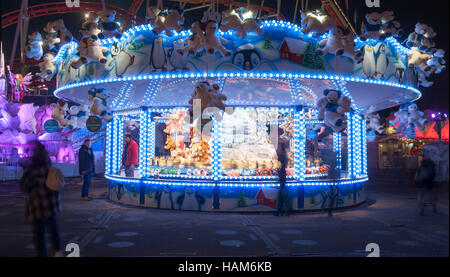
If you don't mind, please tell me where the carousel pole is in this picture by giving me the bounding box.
[293,0,299,24]
[9,0,26,70]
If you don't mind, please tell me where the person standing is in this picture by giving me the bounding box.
[275,136,290,216]
[20,141,62,257]
[79,139,95,201]
[122,133,139,177]
[415,158,437,215]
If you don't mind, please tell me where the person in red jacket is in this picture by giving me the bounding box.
[122,133,139,177]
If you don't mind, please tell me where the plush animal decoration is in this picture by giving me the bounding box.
[300,10,335,38]
[360,12,386,41]
[146,6,165,27]
[77,104,90,129]
[188,81,228,123]
[43,21,61,51]
[407,103,427,131]
[389,104,409,133]
[220,9,263,38]
[427,49,446,74]
[70,35,108,69]
[80,11,101,38]
[316,26,363,63]
[407,23,436,54]
[164,110,188,134]
[25,32,43,60]
[98,10,122,39]
[280,117,294,139]
[164,135,176,152]
[66,105,80,129]
[316,89,352,133]
[37,50,57,81]
[51,98,69,128]
[53,19,73,46]
[178,21,205,56]
[151,8,184,37]
[168,39,188,70]
[365,106,384,134]
[204,21,231,56]
[88,87,112,122]
[380,11,403,38]
[407,47,433,87]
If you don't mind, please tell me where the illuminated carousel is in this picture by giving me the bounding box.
[49,1,444,212]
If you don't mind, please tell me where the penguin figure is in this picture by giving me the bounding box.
[150,38,167,72]
[374,43,389,78]
[395,66,405,83]
[232,43,261,70]
[362,44,376,79]
[168,39,188,71]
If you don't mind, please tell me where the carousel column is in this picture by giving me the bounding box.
[347,111,355,178]
[139,108,150,178]
[105,119,114,175]
[112,115,124,175]
[361,116,368,176]
[211,117,223,209]
[293,107,306,181]
[333,132,342,170]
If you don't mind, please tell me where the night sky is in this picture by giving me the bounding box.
[1,0,448,113]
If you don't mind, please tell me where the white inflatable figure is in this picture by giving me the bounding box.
[204,21,231,56]
[316,89,352,133]
[408,47,433,87]
[179,21,205,56]
[220,9,263,38]
[53,19,73,46]
[18,103,38,134]
[80,11,101,38]
[37,50,57,81]
[427,49,446,74]
[407,103,427,131]
[150,38,167,72]
[98,10,122,39]
[389,104,409,133]
[71,35,108,69]
[362,44,376,79]
[365,106,384,134]
[300,10,335,38]
[25,32,43,60]
[43,21,61,51]
[66,105,80,129]
[169,39,187,70]
[51,98,69,128]
[316,26,362,63]
[151,8,184,37]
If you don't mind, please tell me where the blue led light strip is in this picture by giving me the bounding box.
[333,132,342,170]
[211,118,222,181]
[362,116,368,176]
[105,174,368,187]
[105,120,113,174]
[294,108,306,181]
[139,110,149,178]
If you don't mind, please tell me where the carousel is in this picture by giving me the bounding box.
[45,0,444,211]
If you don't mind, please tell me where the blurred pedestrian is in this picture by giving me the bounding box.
[415,158,437,215]
[78,139,95,201]
[19,141,62,257]
[122,132,139,177]
[275,136,290,216]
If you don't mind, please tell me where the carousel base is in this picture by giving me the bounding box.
[106,175,366,212]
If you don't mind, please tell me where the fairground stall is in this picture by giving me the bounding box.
[49,2,444,212]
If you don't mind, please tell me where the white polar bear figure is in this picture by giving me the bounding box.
[407,103,427,131]
[70,36,108,69]
[220,9,263,39]
[365,107,384,134]
[316,26,362,63]
[25,32,43,60]
[204,21,231,56]
[300,10,335,38]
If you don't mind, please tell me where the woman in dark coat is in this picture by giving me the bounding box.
[20,141,62,257]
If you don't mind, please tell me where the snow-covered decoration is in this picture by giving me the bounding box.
[25,32,44,60]
[365,106,384,134]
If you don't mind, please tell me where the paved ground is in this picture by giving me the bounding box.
[0,171,448,257]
